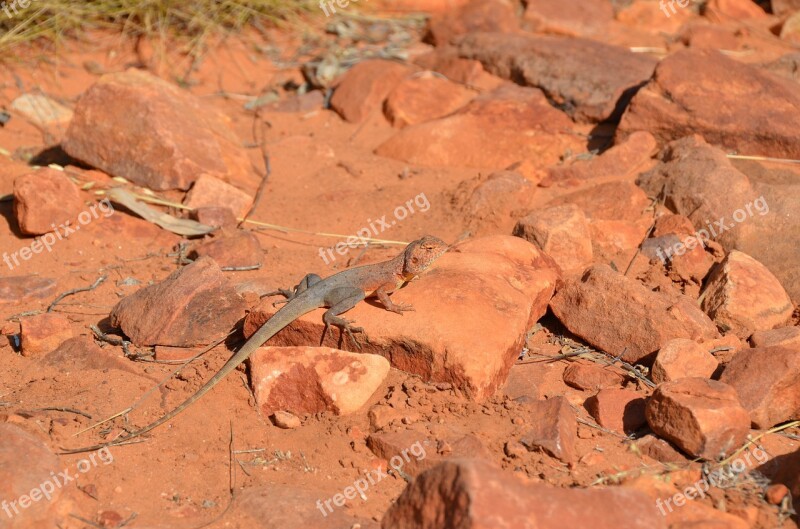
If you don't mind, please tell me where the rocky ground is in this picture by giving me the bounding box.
[1,0,800,528]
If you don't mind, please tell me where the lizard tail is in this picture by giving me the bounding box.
[60,296,320,454]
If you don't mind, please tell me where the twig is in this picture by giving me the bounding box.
[239,118,271,228]
[48,275,107,313]
[726,154,800,165]
[719,420,799,466]
[25,407,92,419]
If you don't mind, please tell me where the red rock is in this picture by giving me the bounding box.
[244,236,561,400]
[425,0,519,45]
[110,256,247,346]
[370,0,470,12]
[781,12,800,43]
[719,345,800,428]
[654,214,696,238]
[619,49,800,159]
[456,32,657,123]
[249,346,390,416]
[376,84,582,170]
[635,434,687,463]
[0,424,65,527]
[330,60,415,123]
[562,363,624,391]
[651,338,719,384]
[701,251,793,338]
[550,265,719,363]
[513,204,593,273]
[549,181,651,223]
[523,0,614,38]
[183,174,252,218]
[589,218,651,267]
[452,171,536,235]
[190,231,263,269]
[0,276,57,304]
[585,389,647,434]
[384,72,476,128]
[773,0,800,14]
[19,313,72,356]
[271,410,301,429]
[191,206,238,230]
[382,459,665,529]
[750,326,800,348]
[367,429,486,477]
[704,0,768,21]
[765,483,789,505]
[646,378,750,459]
[501,363,541,400]
[13,168,83,235]
[547,133,658,184]
[519,396,577,463]
[63,68,258,191]
[413,48,504,92]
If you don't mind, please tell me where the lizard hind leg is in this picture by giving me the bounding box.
[320,287,366,350]
[267,273,323,307]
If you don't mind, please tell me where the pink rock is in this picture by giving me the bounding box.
[549,265,719,363]
[13,168,83,235]
[110,256,247,346]
[585,388,647,434]
[513,204,593,274]
[719,345,800,429]
[651,338,719,384]
[63,68,258,191]
[190,231,263,269]
[184,174,252,218]
[384,72,476,128]
[562,363,624,391]
[376,84,583,170]
[519,396,577,463]
[19,313,72,356]
[701,250,793,339]
[646,378,751,459]
[245,236,561,400]
[330,60,415,123]
[382,459,665,529]
[250,346,390,416]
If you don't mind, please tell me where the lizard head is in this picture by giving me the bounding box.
[402,235,449,277]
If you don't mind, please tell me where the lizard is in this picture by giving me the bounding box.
[62,235,449,453]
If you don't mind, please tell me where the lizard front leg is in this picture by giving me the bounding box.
[321,287,366,349]
[376,284,415,315]
[267,273,322,307]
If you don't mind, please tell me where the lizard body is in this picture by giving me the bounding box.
[63,235,448,453]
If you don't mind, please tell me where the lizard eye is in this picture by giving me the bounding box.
[411,257,419,264]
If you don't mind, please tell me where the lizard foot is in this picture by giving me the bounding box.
[389,303,415,315]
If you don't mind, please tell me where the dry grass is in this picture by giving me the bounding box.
[0,0,313,52]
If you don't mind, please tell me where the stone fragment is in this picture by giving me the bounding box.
[384,72,476,128]
[271,411,301,429]
[651,338,719,384]
[562,363,624,391]
[585,389,647,434]
[11,93,73,128]
[519,396,577,463]
[513,204,593,273]
[523,0,614,38]
[367,429,486,477]
[0,276,57,304]
[13,168,83,235]
[425,0,519,45]
[19,313,72,356]
[184,174,252,218]
[547,132,658,184]
[330,60,415,123]
[191,206,238,230]
[750,326,800,348]
[190,231,263,269]
[451,171,536,235]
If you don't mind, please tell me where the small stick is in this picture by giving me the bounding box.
[25,407,92,419]
[239,119,272,228]
[221,264,262,272]
[48,275,107,313]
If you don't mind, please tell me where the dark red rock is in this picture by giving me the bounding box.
[562,363,625,391]
[585,389,647,434]
[110,256,247,346]
[519,396,577,463]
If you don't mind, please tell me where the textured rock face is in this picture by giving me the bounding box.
[619,48,800,158]
[456,32,657,122]
[13,169,83,235]
[330,60,415,123]
[63,68,257,191]
[383,73,476,128]
[549,265,719,363]
[651,338,719,384]
[519,396,577,463]
[245,236,561,399]
[513,204,593,274]
[646,378,751,459]
[19,313,72,356]
[585,389,647,435]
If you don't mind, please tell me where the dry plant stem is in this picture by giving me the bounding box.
[718,420,800,467]
[47,275,107,313]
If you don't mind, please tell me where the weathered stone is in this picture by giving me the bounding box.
[190,231,263,269]
[585,389,647,434]
[704,0,768,21]
[451,171,536,235]
[750,326,800,348]
[191,206,238,230]
[382,459,665,529]
[384,72,476,128]
[0,276,57,304]
[330,60,415,123]
[425,0,519,45]
[10,93,73,129]
[13,168,83,235]
[271,410,301,429]
[523,0,614,38]
[244,236,561,399]
[377,84,582,169]
[635,434,687,464]
[184,174,252,218]
[367,429,486,477]
[19,313,72,356]
[720,345,800,428]
[457,32,657,122]
[548,181,651,223]
[110,256,247,346]
[548,132,658,185]
[562,363,624,391]
[651,338,719,384]
[619,49,800,158]
[513,204,593,273]
[549,265,719,363]
[646,378,750,459]
[413,47,505,92]
[63,68,257,191]
[519,396,577,463]
[773,0,800,15]
[250,346,389,416]
[701,251,793,338]
[501,363,541,400]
